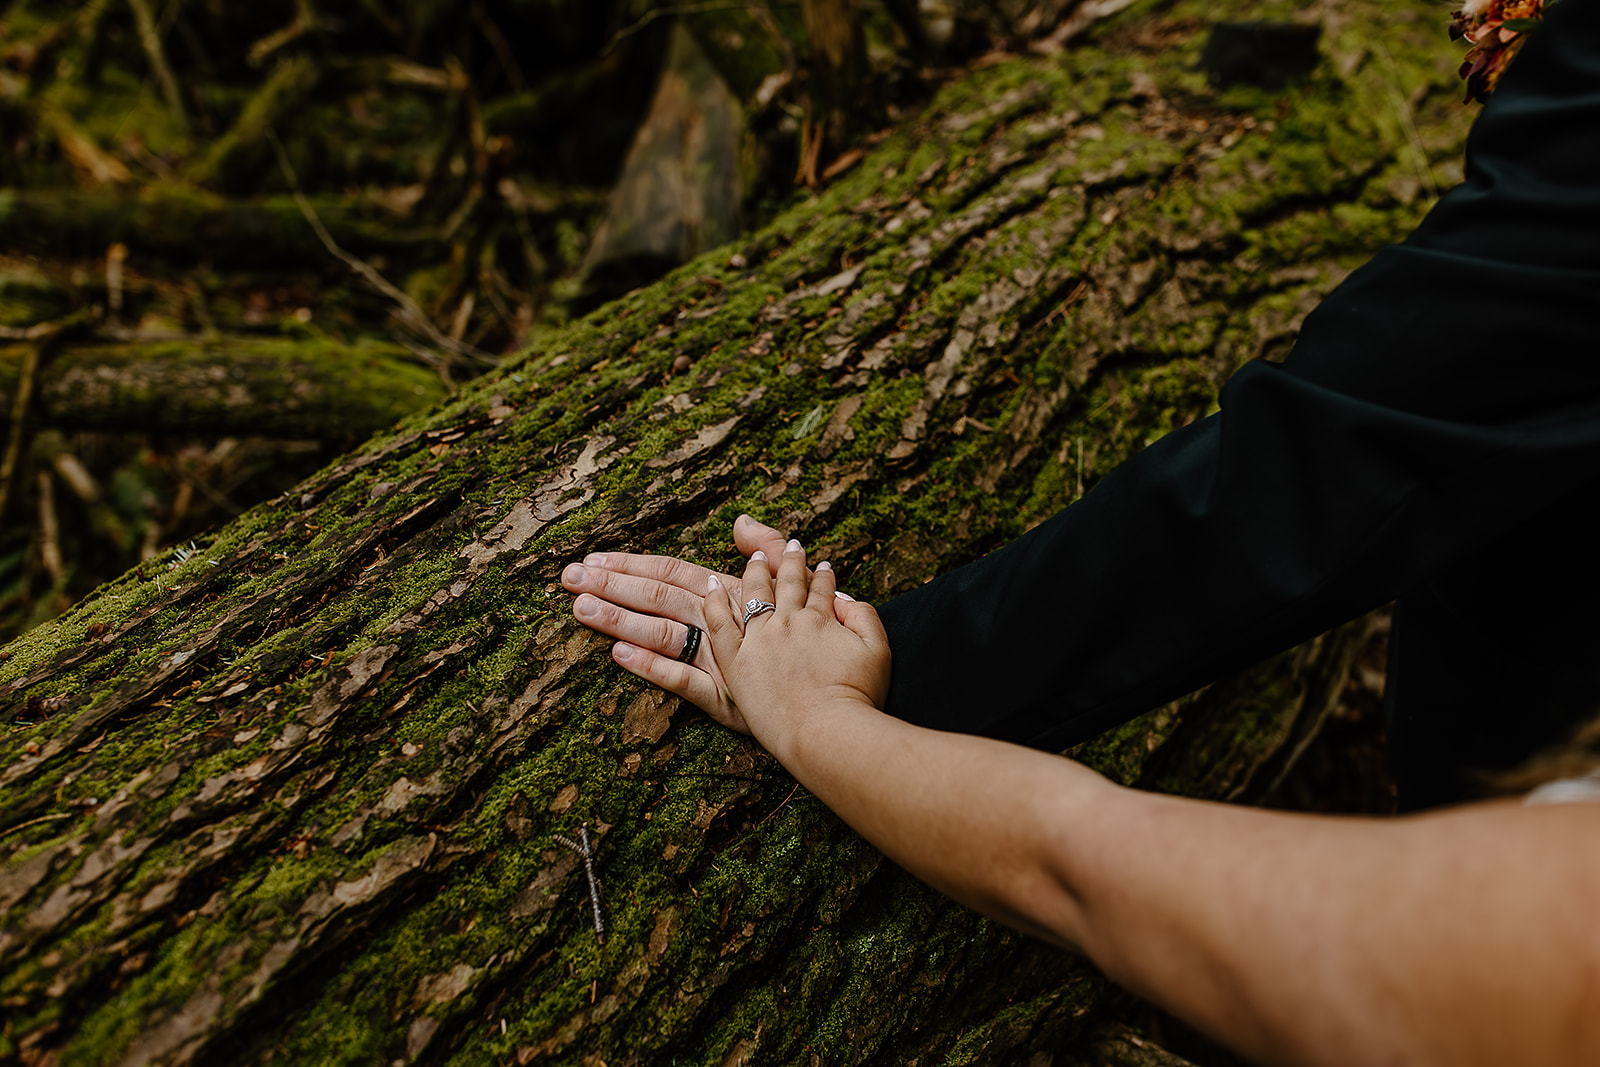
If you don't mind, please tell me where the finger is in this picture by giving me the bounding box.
[733,515,788,573]
[831,587,855,623]
[563,563,706,629]
[775,539,809,612]
[581,551,736,595]
[704,574,742,664]
[612,641,725,715]
[807,560,838,615]
[740,550,776,617]
[573,593,702,662]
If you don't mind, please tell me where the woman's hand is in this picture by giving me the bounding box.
[702,540,890,755]
[563,515,861,731]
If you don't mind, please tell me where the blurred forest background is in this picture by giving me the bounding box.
[0,0,1116,643]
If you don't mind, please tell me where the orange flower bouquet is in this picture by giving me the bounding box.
[1450,0,1552,102]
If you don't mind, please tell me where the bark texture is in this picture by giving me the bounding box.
[0,0,1471,1063]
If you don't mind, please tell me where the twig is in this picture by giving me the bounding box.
[1029,0,1141,53]
[0,316,87,523]
[264,132,495,369]
[755,782,802,828]
[0,812,73,843]
[554,823,606,945]
[1374,40,1441,203]
[106,242,127,327]
[248,0,317,67]
[605,2,788,55]
[177,463,243,518]
[128,0,190,132]
[0,322,67,342]
[470,1,527,92]
[37,470,64,583]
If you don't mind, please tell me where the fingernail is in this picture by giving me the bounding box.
[614,643,634,662]
[817,560,833,572]
[563,563,588,585]
[574,594,598,618]
[787,539,803,553]
[751,550,767,563]
[708,575,721,591]
[584,553,607,567]
[835,591,855,602]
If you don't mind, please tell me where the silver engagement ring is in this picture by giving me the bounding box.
[742,599,777,627]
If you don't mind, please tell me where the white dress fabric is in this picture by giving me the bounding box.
[1523,768,1600,806]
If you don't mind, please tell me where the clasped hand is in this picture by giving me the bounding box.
[562,516,889,742]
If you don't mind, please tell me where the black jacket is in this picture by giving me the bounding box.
[879,0,1600,809]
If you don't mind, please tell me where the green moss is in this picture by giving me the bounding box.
[0,0,1480,1060]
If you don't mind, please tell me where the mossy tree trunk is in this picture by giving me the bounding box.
[0,337,447,443]
[0,0,1471,1063]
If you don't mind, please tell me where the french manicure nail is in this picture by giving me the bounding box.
[817,561,833,572]
[708,575,721,591]
[835,591,855,602]
[787,539,802,553]
[751,550,767,563]
[563,563,587,584]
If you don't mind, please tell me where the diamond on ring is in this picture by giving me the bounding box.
[742,599,777,627]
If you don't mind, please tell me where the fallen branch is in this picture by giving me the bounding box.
[0,314,92,523]
[1030,0,1143,53]
[127,0,190,132]
[267,132,497,370]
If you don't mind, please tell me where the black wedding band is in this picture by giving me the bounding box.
[677,624,702,663]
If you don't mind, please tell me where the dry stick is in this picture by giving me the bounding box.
[1029,0,1141,53]
[0,812,74,843]
[1375,39,1441,203]
[37,470,64,583]
[554,823,607,945]
[247,0,317,68]
[0,338,50,523]
[127,0,190,133]
[469,0,527,92]
[77,0,113,45]
[264,132,495,370]
[106,242,128,328]
[604,1,768,53]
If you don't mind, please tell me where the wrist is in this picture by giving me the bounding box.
[751,691,883,771]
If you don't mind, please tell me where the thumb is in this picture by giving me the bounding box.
[734,514,787,572]
[835,597,889,654]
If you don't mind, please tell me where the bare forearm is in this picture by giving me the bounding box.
[754,697,1110,946]
[699,545,1600,1066]
[756,699,1600,1067]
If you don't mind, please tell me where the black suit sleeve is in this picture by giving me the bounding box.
[877,0,1600,752]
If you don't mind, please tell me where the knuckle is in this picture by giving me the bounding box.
[654,617,679,650]
[660,660,690,692]
[643,579,673,613]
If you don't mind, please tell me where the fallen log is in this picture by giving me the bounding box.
[0,0,1469,1062]
[0,188,442,270]
[0,335,446,443]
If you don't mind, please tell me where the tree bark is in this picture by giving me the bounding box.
[0,1,1471,1063]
